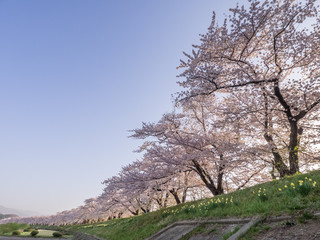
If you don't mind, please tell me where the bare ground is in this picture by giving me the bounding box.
[251,218,320,240]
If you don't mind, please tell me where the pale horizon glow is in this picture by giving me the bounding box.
[0,0,239,216]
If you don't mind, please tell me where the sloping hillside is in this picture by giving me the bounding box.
[65,170,320,240]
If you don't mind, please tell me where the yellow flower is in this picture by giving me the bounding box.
[284,185,288,188]
[309,178,312,182]
[291,182,295,186]
[278,188,282,191]
[313,181,317,187]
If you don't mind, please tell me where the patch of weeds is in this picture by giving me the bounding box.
[262,225,271,231]
[298,211,314,223]
[288,198,305,211]
[222,226,240,240]
[302,211,314,219]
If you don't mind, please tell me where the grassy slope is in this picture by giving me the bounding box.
[57,170,320,239]
[0,223,29,235]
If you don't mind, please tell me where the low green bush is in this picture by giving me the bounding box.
[12,230,20,236]
[30,230,39,236]
[52,231,63,237]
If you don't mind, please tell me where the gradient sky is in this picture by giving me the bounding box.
[0,0,240,215]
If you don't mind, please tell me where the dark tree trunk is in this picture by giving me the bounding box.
[263,90,290,177]
[191,159,223,196]
[264,133,290,177]
[169,189,181,204]
[273,82,304,176]
[217,154,225,195]
[288,122,303,174]
[155,198,163,208]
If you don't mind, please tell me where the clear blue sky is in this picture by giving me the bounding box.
[0,0,239,215]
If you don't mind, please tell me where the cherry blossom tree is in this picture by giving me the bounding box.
[131,95,265,196]
[177,0,320,176]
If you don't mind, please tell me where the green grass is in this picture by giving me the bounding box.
[61,171,320,239]
[17,229,56,237]
[0,223,29,235]
[6,170,320,240]
[63,170,320,240]
[0,223,68,238]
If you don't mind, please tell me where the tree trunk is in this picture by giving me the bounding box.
[217,154,224,195]
[191,159,223,196]
[288,121,302,174]
[263,89,290,177]
[264,133,290,177]
[169,189,181,204]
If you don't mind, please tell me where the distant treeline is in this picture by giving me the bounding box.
[0,213,18,220]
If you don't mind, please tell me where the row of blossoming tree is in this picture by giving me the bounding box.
[2,0,320,225]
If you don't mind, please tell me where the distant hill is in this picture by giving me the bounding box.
[0,205,39,217]
[0,213,18,220]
